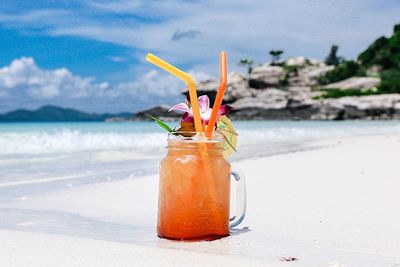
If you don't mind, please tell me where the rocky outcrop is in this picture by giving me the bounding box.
[287,64,334,87]
[185,58,333,102]
[230,93,400,121]
[288,86,320,104]
[231,88,321,120]
[249,65,284,88]
[295,65,334,86]
[152,56,400,121]
[225,72,258,102]
[232,89,288,110]
[312,94,400,120]
[323,77,381,90]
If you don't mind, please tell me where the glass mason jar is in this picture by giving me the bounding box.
[157,132,246,241]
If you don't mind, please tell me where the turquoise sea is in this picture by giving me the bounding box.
[1,121,400,201]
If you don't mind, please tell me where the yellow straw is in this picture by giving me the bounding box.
[145,53,203,133]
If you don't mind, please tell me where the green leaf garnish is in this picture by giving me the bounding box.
[220,132,237,152]
[146,114,173,132]
[217,116,238,157]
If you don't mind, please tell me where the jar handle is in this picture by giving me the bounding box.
[229,170,246,228]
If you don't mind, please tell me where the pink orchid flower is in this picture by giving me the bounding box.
[169,95,232,124]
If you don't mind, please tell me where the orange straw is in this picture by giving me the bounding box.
[206,51,227,137]
[145,53,203,133]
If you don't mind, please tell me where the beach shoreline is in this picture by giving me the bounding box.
[1,133,400,266]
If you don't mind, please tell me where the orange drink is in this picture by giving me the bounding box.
[147,52,245,241]
[158,132,232,240]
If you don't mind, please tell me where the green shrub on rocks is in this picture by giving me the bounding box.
[378,69,400,93]
[318,61,366,85]
[280,64,300,87]
[358,24,400,69]
[358,24,400,94]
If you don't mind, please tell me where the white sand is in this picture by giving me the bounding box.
[1,134,400,266]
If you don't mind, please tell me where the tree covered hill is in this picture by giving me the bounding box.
[357,24,400,93]
[0,106,133,122]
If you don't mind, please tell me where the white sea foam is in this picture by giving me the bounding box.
[238,122,400,148]
[0,130,166,154]
[0,121,400,155]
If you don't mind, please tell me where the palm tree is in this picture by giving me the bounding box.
[238,58,254,74]
[269,50,283,65]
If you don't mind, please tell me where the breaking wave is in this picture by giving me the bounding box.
[0,121,400,155]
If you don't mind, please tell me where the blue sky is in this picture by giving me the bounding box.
[0,0,399,113]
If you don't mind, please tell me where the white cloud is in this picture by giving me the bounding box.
[0,57,211,112]
[117,70,182,99]
[86,0,143,13]
[116,69,212,100]
[0,57,110,99]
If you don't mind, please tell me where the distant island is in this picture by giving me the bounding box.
[0,105,134,122]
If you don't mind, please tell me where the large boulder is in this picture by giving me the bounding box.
[285,56,307,66]
[230,88,320,120]
[287,87,320,110]
[288,64,334,87]
[315,94,400,120]
[249,64,285,88]
[225,72,258,103]
[312,101,345,120]
[232,89,288,110]
[323,77,381,90]
[341,94,400,119]
[301,65,335,84]
[286,87,321,119]
[230,89,289,119]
